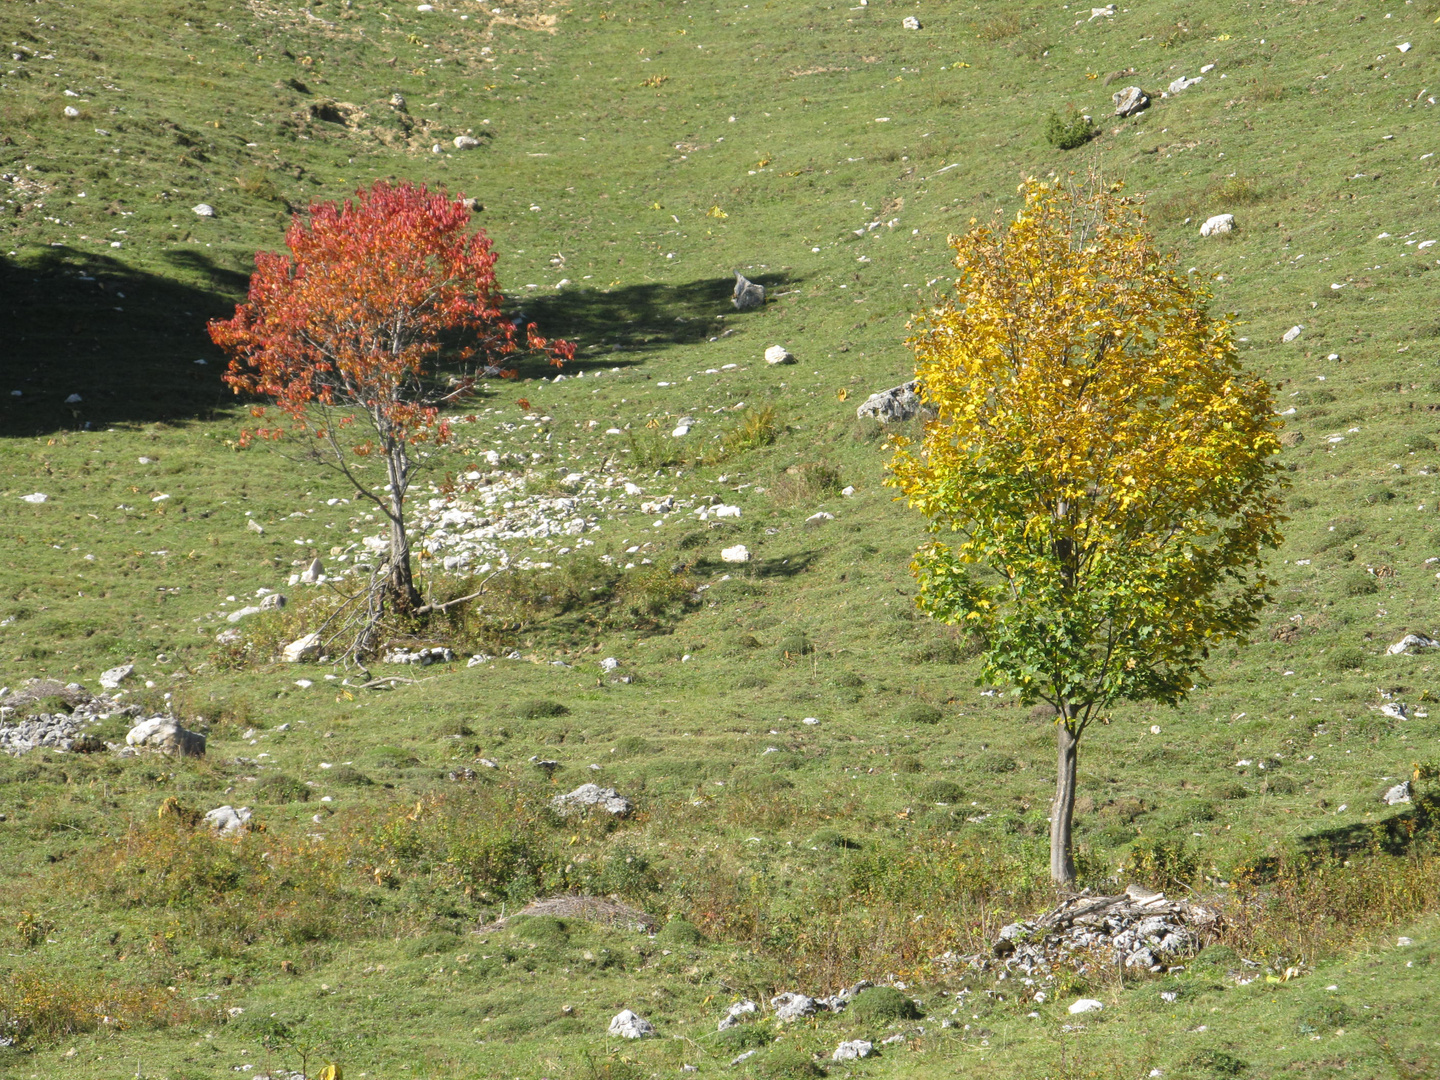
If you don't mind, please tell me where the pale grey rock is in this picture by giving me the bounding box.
[300,556,325,583]
[600,657,620,672]
[1167,75,1202,94]
[99,663,134,690]
[260,593,287,611]
[205,805,252,834]
[552,783,632,817]
[1200,214,1235,237]
[1112,86,1149,117]
[1388,633,1440,655]
[608,1010,654,1039]
[1068,998,1104,1014]
[226,605,262,623]
[718,999,759,1031]
[856,380,935,424]
[770,992,817,1022]
[192,203,216,217]
[1383,781,1412,806]
[1380,701,1408,720]
[731,1051,758,1066]
[247,518,265,534]
[902,15,920,29]
[765,345,794,365]
[721,544,750,563]
[1282,325,1304,343]
[833,1041,873,1061]
[281,633,321,663]
[126,717,206,757]
[732,271,765,312]
[453,135,481,150]
[215,628,243,645]
[390,92,407,110]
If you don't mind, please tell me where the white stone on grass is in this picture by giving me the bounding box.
[765,345,794,365]
[1199,214,1234,237]
[902,15,920,29]
[453,135,480,150]
[99,663,134,689]
[833,1040,874,1061]
[282,634,322,663]
[552,783,633,817]
[1282,325,1304,343]
[1387,633,1440,655]
[1069,998,1104,1014]
[608,1010,654,1039]
[721,544,750,563]
[192,203,216,217]
[1113,86,1148,117]
[770,993,817,1022]
[1382,781,1412,806]
[204,805,252,834]
[21,492,47,504]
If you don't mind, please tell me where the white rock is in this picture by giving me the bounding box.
[99,663,134,690]
[467,654,492,667]
[1168,75,1203,94]
[1282,325,1304,343]
[713,504,740,518]
[770,993,817,1022]
[453,135,480,150]
[833,1040,874,1061]
[192,203,216,217]
[600,657,620,672]
[1090,5,1116,19]
[841,485,856,497]
[1113,86,1149,117]
[20,493,47,504]
[1380,701,1407,720]
[246,518,265,534]
[765,345,794,365]
[806,511,834,524]
[902,15,920,29]
[1398,42,1411,53]
[718,999,758,1031]
[1383,781,1412,806]
[856,380,934,424]
[1388,634,1439,655]
[301,556,324,583]
[1200,214,1235,237]
[226,605,262,623]
[1068,998,1105,1014]
[721,544,750,563]
[552,783,633,817]
[63,105,80,118]
[125,717,206,757]
[65,393,83,404]
[1200,63,1216,74]
[282,633,322,663]
[204,805,252,834]
[608,1010,654,1039]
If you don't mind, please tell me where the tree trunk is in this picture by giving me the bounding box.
[1050,714,1080,886]
[383,438,421,612]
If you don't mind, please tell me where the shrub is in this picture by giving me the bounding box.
[657,918,705,946]
[327,765,374,786]
[771,460,843,506]
[1191,944,1239,970]
[1183,1048,1248,1077]
[623,425,686,469]
[717,1024,774,1052]
[848,986,922,1022]
[1044,107,1098,150]
[516,699,569,719]
[1341,573,1378,597]
[833,671,864,689]
[977,751,1017,773]
[897,702,943,726]
[511,915,569,945]
[706,405,778,463]
[757,1046,825,1080]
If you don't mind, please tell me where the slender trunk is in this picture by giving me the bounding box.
[1050,706,1080,886]
[384,438,421,611]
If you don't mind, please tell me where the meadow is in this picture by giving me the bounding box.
[2,0,1440,1076]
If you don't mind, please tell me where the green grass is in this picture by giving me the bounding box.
[3,0,1440,1076]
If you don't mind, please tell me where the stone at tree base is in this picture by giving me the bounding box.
[126,717,206,757]
[1112,86,1148,117]
[99,663,134,690]
[551,783,633,817]
[732,272,765,311]
[608,1010,654,1038]
[1199,214,1235,237]
[282,634,322,663]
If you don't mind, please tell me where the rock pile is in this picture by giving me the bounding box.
[551,783,633,817]
[0,681,138,755]
[382,646,455,665]
[982,885,1216,975]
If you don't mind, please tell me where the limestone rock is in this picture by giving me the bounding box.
[732,271,765,312]
[1112,86,1149,117]
[769,992,817,1022]
[717,999,758,1031]
[246,518,265,534]
[1282,325,1304,343]
[721,544,750,563]
[226,605,262,623]
[282,633,322,663]
[1387,633,1440,655]
[552,783,633,817]
[205,805,252,834]
[833,1041,874,1061]
[1068,998,1104,1015]
[1199,214,1234,237]
[126,717,206,757]
[260,593,287,611]
[453,135,481,150]
[192,203,216,217]
[99,663,134,690]
[1382,781,1412,806]
[1167,75,1202,95]
[608,1010,654,1039]
[300,556,325,583]
[764,345,794,365]
[855,380,935,424]
[902,15,920,29]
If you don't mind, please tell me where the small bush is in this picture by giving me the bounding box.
[612,735,656,757]
[771,460,843,506]
[511,915,569,945]
[894,756,923,774]
[717,1023,774,1052]
[897,702,943,726]
[657,919,705,946]
[1045,107,1098,150]
[849,986,922,1022]
[1191,944,1239,970]
[977,751,1017,773]
[434,719,475,738]
[833,671,864,689]
[706,405,778,463]
[516,699,569,719]
[1341,573,1378,597]
[922,780,965,803]
[776,632,812,659]
[623,426,685,469]
[757,1046,825,1080]
[254,773,310,803]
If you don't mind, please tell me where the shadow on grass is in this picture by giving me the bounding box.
[516,271,802,373]
[1298,794,1440,860]
[0,246,245,436]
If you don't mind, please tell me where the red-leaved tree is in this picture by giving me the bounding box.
[210,180,571,640]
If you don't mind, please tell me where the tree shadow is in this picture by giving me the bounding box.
[0,246,246,437]
[513,270,802,375]
[1296,794,1440,860]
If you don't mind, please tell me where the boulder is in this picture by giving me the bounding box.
[282,633,322,663]
[1380,701,1407,720]
[833,1041,874,1061]
[1112,86,1149,117]
[1382,781,1412,806]
[191,203,216,217]
[552,783,633,817]
[764,345,794,365]
[721,544,750,563]
[717,999,758,1031]
[260,593,287,611]
[204,805,252,834]
[453,135,480,150]
[608,1010,654,1039]
[901,15,920,29]
[769,992,817,1022]
[1387,633,1440,655]
[855,380,935,424]
[1068,998,1105,1015]
[99,663,134,690]
[1199,214,1235,237]
[126,717,206,757]
[732,271,765,312]
[226,605,263,623]
[1282,325,1304,343]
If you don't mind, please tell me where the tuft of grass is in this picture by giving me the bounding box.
[705,405,778,464]
[1045,107,1099,151]
[848,986,923,1022]
[515,699,570,719]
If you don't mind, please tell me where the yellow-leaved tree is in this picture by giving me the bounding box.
[889,178,1285,885]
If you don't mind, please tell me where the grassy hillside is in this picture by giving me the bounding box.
[2,0,1440,1076]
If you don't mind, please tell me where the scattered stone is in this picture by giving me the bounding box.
[1112,86,1149,117]
[390,92,407,110]
[902,15,920,29]
[192,203,216,217]
[20,492,48,504]
[841,485,856,496]
[880,1033,907,1046]
[1090,4,1116,18]
[204,805,252,834]
[806,511,835,525]
[608,1010,654,1039]
[769,992,817,1022]
[1282,325,1304,343]
[1382,781,1412,806]
[65,393,83,404]
[718,999,759,1031]
[453,135,481,150]
[300,556,325,583]
[282,633,322,663]
[382,646,455,665]
[833,1041,874,1061]
[732,271,765,312]
[552,783,633,817]
[247,518,265,534]
[467,654,493,667]
[856,380,935,424]
[1387,633,1440,655]
[1380,701,1408,720]
[764,344,794,365]
[1199,214,1235,237]
[600,657,619,672]
[1068,998,1105,1015]
[0,681,138,755]
[260,593,287,611]
[721,544,750,563]
[63,105,80,118]
[1167,75,1202,94]
[99,663,134,690]
[125,717,206,757]
[226,605,263,623]
[215,628,243,645]
[731,1051,758,1066]
[448,767,479,782]
[671,416,695,437]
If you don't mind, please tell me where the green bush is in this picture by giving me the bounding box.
[897,702,943,726]
[327,766,373,786]
[848,986,922,1022]
[977,751,1017,773]
[657,918,705,946]
[254,773,310,803]
[1183,1048,1248,1077]
[1341,573,1378,597]
[1192,944,1240,970]
[757,1046,825,1079]
[736,674,769,689]
[833,671,864,689]
[1327,646,1367,671]
[922,780,965,802]
[776,632,812,659]
[511,915,569,945]
[1044,107,1098,150]
[717,1023,774,1052]
[516,699,569,719]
